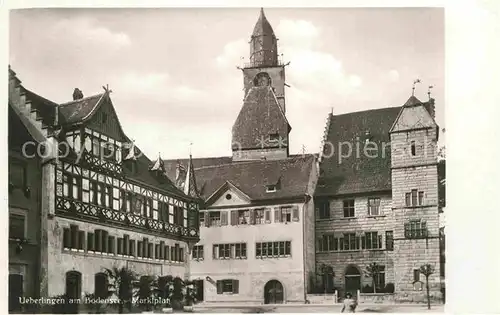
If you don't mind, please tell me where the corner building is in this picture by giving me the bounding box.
[8,67,200,311]
[314,96,442,302]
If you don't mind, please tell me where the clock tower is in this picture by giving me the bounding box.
[242,8,286,113]
[232,8,291,161]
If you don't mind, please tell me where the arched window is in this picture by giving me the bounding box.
[94,273,108,298]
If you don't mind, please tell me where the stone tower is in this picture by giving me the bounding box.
[390,95,442,301]
[232,8,291,161]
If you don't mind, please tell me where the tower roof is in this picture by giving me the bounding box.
[252,8,275,38]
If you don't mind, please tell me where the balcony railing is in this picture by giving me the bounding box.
[55,196,199,239]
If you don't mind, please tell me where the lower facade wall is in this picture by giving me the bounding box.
[316,250,395,297]
[47,216,188,297]
[191,270,305,304]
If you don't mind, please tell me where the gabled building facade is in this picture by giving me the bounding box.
[164,9,318,304]
[8,67,200,311]
[315,94,442,302]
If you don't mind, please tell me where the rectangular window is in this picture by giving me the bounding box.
[343,200,355,218]
[209,211,221,227]
[238,210,250,225]
[192,245,204,260]
[87,232,95,251]
[374,266,386,289]
[164,245,170,261]
[365,232,382,250]
[129,240,136,257]
[405,220,428,239]
[234,243,247,259]
[255,241,291,259]
[411,141,416,156]
[108,236,115,254]
[9,214,25,239]
[78,231,85,250]
[254,209,265,224]
[317,200,330,219]
[414,269,420,282]
[216,279,239,294]
[343,233,358,251]
[148,243,154,259]
[418,191,424,206]
[411,189,418,206]
[117,238,123,255]
[405,193,411,207]
[368,198,381,216]
[385,231,394,251]
[280,207,292,223]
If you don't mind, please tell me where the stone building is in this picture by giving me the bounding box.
[8,70,46,312]
[164,9,318,304]
[314,95,442,302]
[8,67,200,311]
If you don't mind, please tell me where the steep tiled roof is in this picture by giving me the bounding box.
[163,156,233,182]
[58,93,105,125]
[315,106,402,196]
[232,86,290,150]
[24,89,58,127]
[166,154,315,202]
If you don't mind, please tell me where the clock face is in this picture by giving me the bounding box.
[253,72,271,87]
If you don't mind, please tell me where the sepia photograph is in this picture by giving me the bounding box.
[7,6,448,313]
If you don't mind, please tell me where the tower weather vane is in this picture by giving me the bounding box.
[412,79,421,96]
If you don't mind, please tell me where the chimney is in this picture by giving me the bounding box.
[73,88,84,101]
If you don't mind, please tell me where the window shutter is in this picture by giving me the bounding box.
[232,280,239,294]
[274,208,280,223]
[63,228,70,248]
[378,235,383,249]
[361,235,366,249]
[250,210,255,225]
[265,208,271,223]
[292,206,299,222]
[204,212,210,227]
[404,223,410,238]
[216,280,223,294]
[230,210,237,226]
[213,245,217,259]
[221,212,228,226]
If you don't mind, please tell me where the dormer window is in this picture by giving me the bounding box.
[266,185,277,193]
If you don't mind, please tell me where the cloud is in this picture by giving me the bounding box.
[275,19,319,49]
[388,69,400,82]
[215,39,247,68]
[51,17,131,48]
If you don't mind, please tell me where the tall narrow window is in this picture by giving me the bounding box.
[368,198,381,216]
[411,189,418,207]
[411,141,416,156]
[418,191,424,206]
[385,231,394,251]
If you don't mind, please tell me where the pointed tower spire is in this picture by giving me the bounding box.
[183,153,200,198]
[249,8,278,67]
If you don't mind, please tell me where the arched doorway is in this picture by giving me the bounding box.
[65,271,82,314]
[264,280,284,304]
[344,265,361,297]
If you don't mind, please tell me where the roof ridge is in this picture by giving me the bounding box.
[59,92,105,107]
[331,105,402,118]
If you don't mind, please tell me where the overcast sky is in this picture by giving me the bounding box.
[9,7,444,160]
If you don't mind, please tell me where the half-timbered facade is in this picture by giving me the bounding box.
[8,67,200,307]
